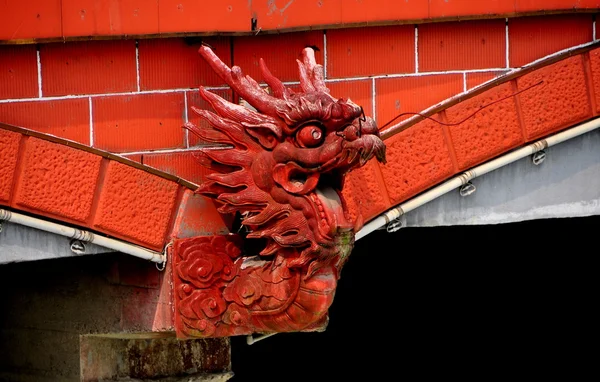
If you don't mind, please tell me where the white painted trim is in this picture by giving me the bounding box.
[135,40,141,92]
[414,25,419,73]
[323,31,328,79]
[118,145,229,157]
[88,97,94,146]
[515,40,596,69]
[0,86,231,104]
[371,77,376,122]
[184,91,189,148]
[462,72,467,92]
[0,209,165,263]
[323,68,511,83]
[36,47,43,98]
[505,18,510,68]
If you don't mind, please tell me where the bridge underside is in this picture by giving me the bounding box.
[397,127,600,229]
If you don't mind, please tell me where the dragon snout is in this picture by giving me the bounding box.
[340,133,387,167]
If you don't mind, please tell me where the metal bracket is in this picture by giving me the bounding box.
[246,333,277,345]
[156,242,171,271]
[459,181,476,197]
[0,209,11,233]
[386,217,403,233]
[532,150,546,165]
[70,239,86,254]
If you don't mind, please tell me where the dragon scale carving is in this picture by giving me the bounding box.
[173,45,386,337]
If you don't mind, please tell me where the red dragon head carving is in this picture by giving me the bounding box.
[185,46,386,281]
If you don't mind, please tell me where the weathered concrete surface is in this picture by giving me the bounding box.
[396,129,600,228]
[114,373,234,381]
[0,254,176,381]
[0,222,115,264]
[80,333,231,382]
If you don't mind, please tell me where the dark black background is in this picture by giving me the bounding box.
[230,217,595,381]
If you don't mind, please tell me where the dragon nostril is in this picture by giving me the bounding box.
[290,172,307,186]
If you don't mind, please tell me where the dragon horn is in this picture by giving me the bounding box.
[299,47,329,94]
[198,45,286,118]
[259,58,289,99]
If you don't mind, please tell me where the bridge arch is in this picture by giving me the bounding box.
[343,42,600,232]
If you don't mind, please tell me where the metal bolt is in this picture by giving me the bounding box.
[386,217,403,233]
[460,181,476,197]
[532,150,546,165]
[70,240,86,254]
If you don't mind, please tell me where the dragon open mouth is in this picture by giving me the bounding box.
[307,171,354,241]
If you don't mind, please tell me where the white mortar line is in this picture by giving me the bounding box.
[118,145,229,156]
[323,31,328,79]
[135,40,141,92]
[505,18,510,68]
[0,86,230,104]
[463,72,467,92]
[88,97,93,146]
[371,78,376,122]
[0,69,517,104]
[36,47,43,98]
[184,91,189,148]
[414,25,419,73]
[2,39,595,106]
[515,40,597,69]
[323,68,513,83]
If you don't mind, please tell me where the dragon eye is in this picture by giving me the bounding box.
[296,124,324,148]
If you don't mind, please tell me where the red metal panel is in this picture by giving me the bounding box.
[429,0,516,17]
[419,19,506,71]
[466,72,505,90]
[341,0,428,24]
[326,26,415,78]
[588,47,600,113]
[0,99,90,144]
[121,153,142,163]
[327,80,373,116]
[517,55,591,140]
[2,0,600,40]
[158,0,251,33]
[0,0,61,40]
[138,38,231,90]
[515,0,600,11]
[0,129,21,203]
[170,190,232,240]
[14,138,102,222]
[92,93,186,152]
[0,45,39,99]
[376,74,463,127]
[509,15,593,68]
[94,161,179,249]
[342,161,390,222]
[61,0,159,37]
[40,40,137,96]
[233,31,324,83]
[446,83,523,170]
[253,0,343,30]
[379,117,456,205]
[143,151,214,185]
